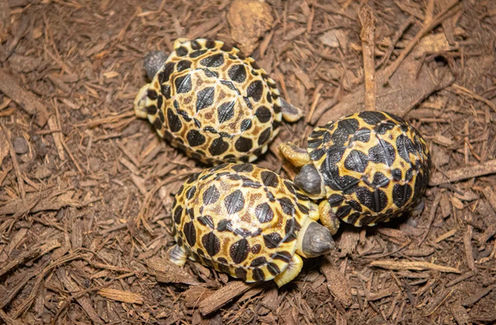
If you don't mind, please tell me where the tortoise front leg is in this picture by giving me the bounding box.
[279,142,310,167]
[319,200,340,235]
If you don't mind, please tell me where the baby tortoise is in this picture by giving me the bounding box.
[170,163,334,287]
[134,38,302,165]
[279,111,431,234]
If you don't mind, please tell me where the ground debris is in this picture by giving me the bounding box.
[146,255,200,285]
[0,0,495,323]
[97,288,144,305]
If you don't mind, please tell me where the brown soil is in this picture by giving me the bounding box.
[1,0,496,324]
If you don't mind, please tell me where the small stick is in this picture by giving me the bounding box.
[306,83,323,123]
[48,99,65,160]
[370,260,461,273]
[0,123,25,199]
[463,225,475,271]
[418,193,441,246]
[435,229,457,243]
[450,83,496,113]
[306,2,314,34]
[429,159,496,186]
[61,138,84,176]
[359,5,376,111]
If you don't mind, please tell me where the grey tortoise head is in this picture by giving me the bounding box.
[143,51,168,80]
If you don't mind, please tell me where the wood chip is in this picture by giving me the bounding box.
[0,68,49,126]
[146,255,200,285]
[320,257,353,307]
[283,27,306,41]
[0,0,10,42]
[435,229,457,243]
[451,300,471,325]
[97,288,144,305]
[199,281,255,316]
[292,66,315,90]
[0,188,92,216]
[461,284,495,307]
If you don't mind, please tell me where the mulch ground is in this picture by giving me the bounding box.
[1,0,496,324]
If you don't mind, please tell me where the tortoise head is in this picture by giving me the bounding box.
[143,50,168,81]
[294,163,326,200]
[297,219,334,258]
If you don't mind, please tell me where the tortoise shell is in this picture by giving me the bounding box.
[135,38,285,165]
[307,111,430,227]
[171,163,314,283]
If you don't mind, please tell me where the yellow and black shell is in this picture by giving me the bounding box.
[171,163,312,283]
[135,38,284,165]
[308,111,430,227]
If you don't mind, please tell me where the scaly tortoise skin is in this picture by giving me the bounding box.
[280,111,431,234]
[169,163,333,287]
[134,38,302,165]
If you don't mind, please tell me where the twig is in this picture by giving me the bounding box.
[61,138,84,176]
[418,193,441,246]
[0,123,25,199]
[463,225,475,271]
[370,260,461,273]
[306,83,323,123]
[450,83,496,113]
[48,106,66,160]
[429,159,496,186]
[12,252,88,318]
[382,0,461,84]
[359,5,376,111]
